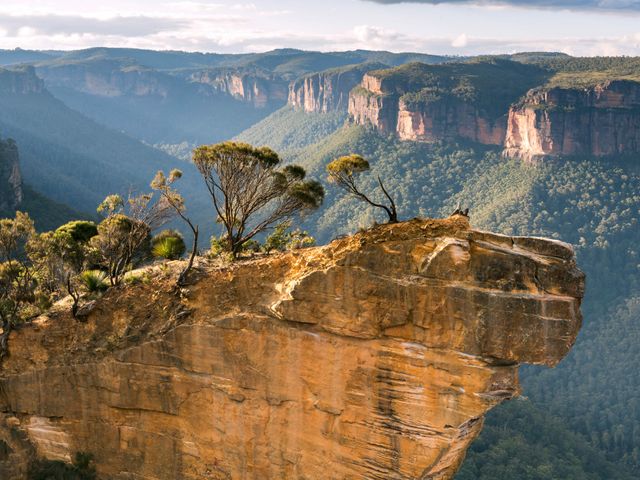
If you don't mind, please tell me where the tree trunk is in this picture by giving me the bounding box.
[178,226,199,286]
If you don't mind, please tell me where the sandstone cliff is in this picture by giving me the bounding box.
[504,80,640,160]
[0,218,584,479]
[0,66,44,95]
[348,77,506,145]
[288,63,386,113]
[191,70,289,109]
[348,61,544,146]
[36,60,172,98]
[0,138,23,213]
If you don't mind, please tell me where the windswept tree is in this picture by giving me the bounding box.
[327,154,398,224]
[193,142,324,257]
[91,192,173,286]
[151,169,199,284]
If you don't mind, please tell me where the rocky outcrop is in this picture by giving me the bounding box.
[504,80,640,160]
[348,72,508,145]
[289,63,386,113]
[191,70,289,108]
[0,138,23,212]
[348,84,399,133]
[0,66,44,95]
[36,61,171,98]
[396,98,506,144]
[0,218,584,479]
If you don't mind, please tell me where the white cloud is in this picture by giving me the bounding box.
[452,33,468,47]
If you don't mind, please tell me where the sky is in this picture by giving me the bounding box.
[1,0,640,56]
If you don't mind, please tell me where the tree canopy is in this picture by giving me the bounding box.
[193,141,324,256]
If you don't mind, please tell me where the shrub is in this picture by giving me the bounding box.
[151,230,186,260]
[55,221,98,244]
[263,221,316,253]
[209,235,227,257]
[79,270,109,293]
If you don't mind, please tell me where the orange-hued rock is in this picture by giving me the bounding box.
[396,98,506,145]
[504,80,640,161]
[288,64,386,113]
[0,218,584,480]
[348,76,506,146]
[191,71,289,109]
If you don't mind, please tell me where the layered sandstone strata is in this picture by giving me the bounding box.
[0,218,584,479]
[348,73,507,145]
[504,80,640,160]
[192,71,289,109]
[289,64,385,113]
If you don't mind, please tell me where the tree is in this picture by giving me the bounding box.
[0,212,37,359]
[326,154,398,223]
[90,193,173,286]
[56,221,98,244]
[193,142,324,257]
[151,169,199,284]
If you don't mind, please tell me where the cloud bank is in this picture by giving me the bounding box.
[366,0,640,11]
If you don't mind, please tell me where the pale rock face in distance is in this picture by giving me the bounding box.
[0,218,584,479]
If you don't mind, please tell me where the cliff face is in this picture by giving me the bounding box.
[0,66,44,95]
[288,64,386,113]
[396,98,506,144]
[0,138,23,212]
[348,73,506,145]
[0,218,584,480]
[191,71,289,108]
[504,80,640,160]
[37,62,172,98]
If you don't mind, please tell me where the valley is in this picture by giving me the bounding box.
[1,46,640,478]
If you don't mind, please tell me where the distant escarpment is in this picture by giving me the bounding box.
[0,218,584,480]
[504,80,640,160]
[191,69,289,108]
[0,66,44,95]
[348,60,640,160]
[288,63,386,113]
[0,137,22,212]
[36,60,173,97]
[348,60,546,145]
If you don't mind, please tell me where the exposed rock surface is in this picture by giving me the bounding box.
[36,61,175,98]
[0,66,44,95]
[348,64,640,158]
[289,63,386,113]
[0,137,23,212]
[504,80,640,160]
[396,98,506,144]
[348,81,506,145]
[191,70,289,108]
[346,61,544,146]
[0,218,584,479]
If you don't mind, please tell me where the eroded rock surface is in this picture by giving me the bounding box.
[289,64,386,113]
[0,218,584,479]
[504,80,640,160]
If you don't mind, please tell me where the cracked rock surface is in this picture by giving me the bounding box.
[0,217,584,479]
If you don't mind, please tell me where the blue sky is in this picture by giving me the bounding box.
[0,0,639,55]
